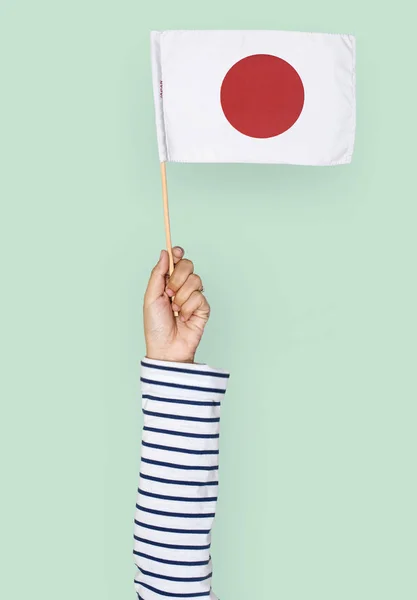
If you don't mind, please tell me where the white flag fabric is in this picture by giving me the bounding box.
[151,30,356,166]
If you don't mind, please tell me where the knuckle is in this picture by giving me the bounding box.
[181,258,194,271]
[202,294,210,311]
[192,274,202,287]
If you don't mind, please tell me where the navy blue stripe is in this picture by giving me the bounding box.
[143,440,219,455]
[138,581,210,597]
[140,473,218,487]
[134,519,210,535]
[134,534,210,551]
[134,550,209,567]
[144,426,219,440]
[142,457,218,471]
[138,488,217,503]
[141,377,226,394]
[143,409,220,423]
[141,360,229,379]
[137,568,212,583]
[136,504,215,519]
[143,394,221,407]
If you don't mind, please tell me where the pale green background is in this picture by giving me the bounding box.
[1,1,416,599]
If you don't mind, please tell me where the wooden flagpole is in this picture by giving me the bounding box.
[160,161,174,277]
[160,162,179,317]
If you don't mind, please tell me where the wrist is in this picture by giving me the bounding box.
[145,350,195,364]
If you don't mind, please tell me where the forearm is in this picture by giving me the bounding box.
[133,358,229,599]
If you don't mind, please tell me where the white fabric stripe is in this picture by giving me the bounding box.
[138,574,211,596]
[143,397,221,419]
[134,556,213,579]
[138,494,217,517]
[134,523,212,546]
[136,506,217,531]
[134,358,229,600]
[139,472,219,495]
[139,478,218,498]
[141,382,226,404]
[141,447,219,468]
[134,537,211,564]
[140,464,219,485]
[136,582,213,600]
[136,583,211,600]
[143,429,220,452]
[141,358,230,377]
[142,413,219,435]
[135,503,217,530]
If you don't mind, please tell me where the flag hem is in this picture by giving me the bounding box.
[150,31,168,162]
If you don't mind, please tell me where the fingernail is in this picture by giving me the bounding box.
[159,250,164,260]
[172,303,179,312]
[166,288,174,297]
[180,315,186,322]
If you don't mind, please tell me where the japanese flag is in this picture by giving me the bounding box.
[151,30,356,166]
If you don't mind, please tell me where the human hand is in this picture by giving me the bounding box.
[144,247,210,363]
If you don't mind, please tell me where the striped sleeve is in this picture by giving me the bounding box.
[133,358,230,600]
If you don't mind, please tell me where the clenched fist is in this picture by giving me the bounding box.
[144,247,210,363]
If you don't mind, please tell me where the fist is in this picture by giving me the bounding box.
[144,247,210,363]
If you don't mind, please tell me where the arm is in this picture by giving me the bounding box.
[133,247,229,600]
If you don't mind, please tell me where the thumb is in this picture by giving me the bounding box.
[144,250,169,304]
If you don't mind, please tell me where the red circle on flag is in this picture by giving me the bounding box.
[220,54,305,139]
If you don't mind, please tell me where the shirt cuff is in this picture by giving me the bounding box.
[140,358,230,404]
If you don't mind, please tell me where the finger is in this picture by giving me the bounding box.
[179,290,210,323]
[144,250,169,305]
[172,246,184,265]
[172,273,203,309]
[166,258,194,297]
